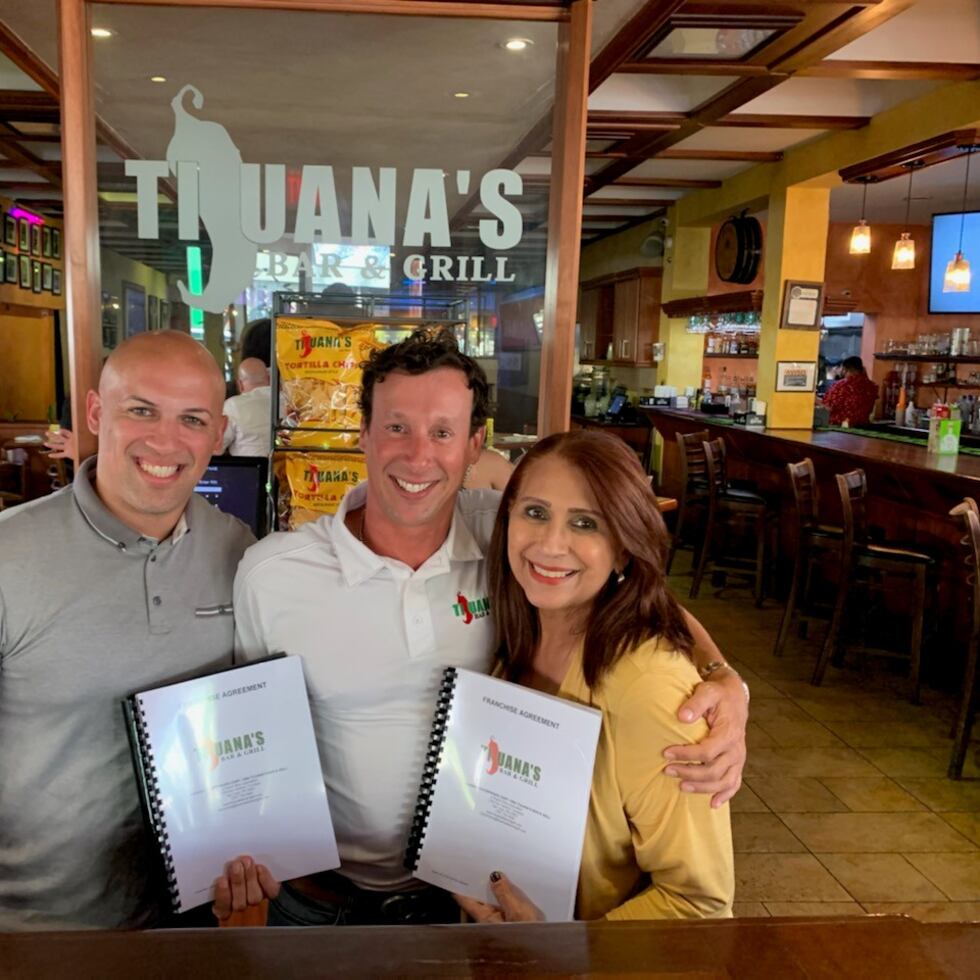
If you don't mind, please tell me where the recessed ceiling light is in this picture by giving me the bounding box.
[453,92,470,99]
[90,27,114,39]
[150,76,167,83]
[504,38,533,52]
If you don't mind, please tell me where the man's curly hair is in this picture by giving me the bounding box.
[359,329,490,435]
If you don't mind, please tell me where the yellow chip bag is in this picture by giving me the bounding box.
[280,452,367,528]
[276,318,385,431]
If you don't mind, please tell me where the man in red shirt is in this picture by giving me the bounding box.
[822,356,879,426]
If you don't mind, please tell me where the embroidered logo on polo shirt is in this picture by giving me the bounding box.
[452,591,490,624]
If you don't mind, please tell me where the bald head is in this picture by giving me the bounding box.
[237,357,270,393]
[101,331,226,406]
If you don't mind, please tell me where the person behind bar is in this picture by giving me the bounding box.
[221,357,272,457]
[220,330,748,927]
[454,430,734,923]
[821,355,878,426]
[0,332,255,931]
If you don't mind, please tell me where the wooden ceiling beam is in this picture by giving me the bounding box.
[590,0,686,92]
[714,113,870,130]
[0,123,60,187]
[618,59,777,77]
[583,197,675,207]
[839,128,980,183]
[798,60,980,81]
[612,177,722,189]
[657,149,783,162]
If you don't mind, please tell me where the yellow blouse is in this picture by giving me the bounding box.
[556,638,734,921]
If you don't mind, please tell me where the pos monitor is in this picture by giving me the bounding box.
[194,456,269,537]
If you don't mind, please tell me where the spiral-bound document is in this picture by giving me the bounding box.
[125,655,339,912]
[405,667,602,921]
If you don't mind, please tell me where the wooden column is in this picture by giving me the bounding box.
[536,0,591,437]
[58,0,102,462]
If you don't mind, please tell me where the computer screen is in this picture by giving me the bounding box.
[194,456,269,537]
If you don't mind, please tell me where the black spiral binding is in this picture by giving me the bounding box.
[132,695,182,912]
[404,666,458,871]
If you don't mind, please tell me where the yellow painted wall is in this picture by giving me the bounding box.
[579,217,665,281]
[99,247,170,348]
[0,306,56,421]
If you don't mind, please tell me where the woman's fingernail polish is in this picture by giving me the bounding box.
[490,871,502,883]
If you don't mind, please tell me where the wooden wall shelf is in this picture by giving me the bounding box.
[661,290,764,319]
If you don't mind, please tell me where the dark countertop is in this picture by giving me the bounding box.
[571,413,650,428]
[1,917,978,978]
[641,407,980,487]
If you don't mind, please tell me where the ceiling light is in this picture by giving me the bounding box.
[453,92,470,99]
[90,27,114,38]
[891,163,919,271]
[150,76,167,83]
[504,38,532,52]
[849,178,872,255]
[943,146,975,293]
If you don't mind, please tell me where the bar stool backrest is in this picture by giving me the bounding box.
[951,499,980,636]
[787,458,820,529]
[677,430,710,491]
[703,438,728,497]
[835,468,869,555]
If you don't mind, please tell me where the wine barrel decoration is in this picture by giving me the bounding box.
[714,211,762,284]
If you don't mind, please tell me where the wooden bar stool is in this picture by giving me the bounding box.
[773,458,843,657]
[690,437,773,607]
[812,469,933,702]
[948,498,979,779]
[666,429,710,574]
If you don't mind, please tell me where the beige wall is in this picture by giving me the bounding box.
[0,307,56,421]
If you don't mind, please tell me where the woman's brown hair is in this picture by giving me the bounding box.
[488,429,693,689]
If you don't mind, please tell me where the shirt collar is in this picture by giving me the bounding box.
[332,480,485,587]
[72,455,190,552]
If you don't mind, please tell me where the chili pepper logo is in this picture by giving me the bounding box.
[299,330,315,358]
[199,737,220,772]
[456,592,472,625]
[452,593,490,623]
[485,736,500,775]
[306,463,319,493]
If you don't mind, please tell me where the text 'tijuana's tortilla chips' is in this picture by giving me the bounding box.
[277,452,367,529]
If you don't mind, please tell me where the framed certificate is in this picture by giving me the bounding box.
[775,361,817,393]
[779,280,824,330]
[30,223,41,256]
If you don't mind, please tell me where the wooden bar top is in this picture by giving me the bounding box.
[2,916,978,978]
[641,407,980,487]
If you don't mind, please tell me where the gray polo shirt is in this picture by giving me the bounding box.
[0,457,255,931]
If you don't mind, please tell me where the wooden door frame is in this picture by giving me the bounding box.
[60,0,589,459]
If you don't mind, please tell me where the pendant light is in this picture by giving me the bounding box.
[891,163,919,271]
[849,178,872,254]
[943,146,975,293]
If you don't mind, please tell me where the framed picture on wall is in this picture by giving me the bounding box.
[31,260,42,293]
[4,214,15,246]
[19,254,30,288]
[775,361,817,393]
[51,227,61,259]
[4,249,16,283]
[52,269,62,295]
[779,280,824,330]
[18,218,29,251]
[42,262,53,291]
[148,294,159,331]
[123,281,147,337]
[0,249,4,282]
[42,226,52,257]
[30,224,41,256]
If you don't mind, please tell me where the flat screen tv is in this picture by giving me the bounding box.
[929,210,980,314]
[194,456,269,537]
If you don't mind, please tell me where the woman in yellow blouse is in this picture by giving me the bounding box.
[456,429,733,922]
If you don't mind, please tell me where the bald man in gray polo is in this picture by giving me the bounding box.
[0,333,254,931]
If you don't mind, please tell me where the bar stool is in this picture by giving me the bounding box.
[690,437,773,607]
[773,458,843,657]
[812,468,933,702]
[948,497,979,779]
[666,429,710,574]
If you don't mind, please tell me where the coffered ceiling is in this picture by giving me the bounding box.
[0,0,978,274]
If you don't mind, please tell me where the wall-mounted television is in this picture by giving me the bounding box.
[929,210,980,314]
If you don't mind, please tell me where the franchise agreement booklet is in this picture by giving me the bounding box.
[406,668,602,921]
[126,655,339,911]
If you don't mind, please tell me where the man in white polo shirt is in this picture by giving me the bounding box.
[226,331,747,926]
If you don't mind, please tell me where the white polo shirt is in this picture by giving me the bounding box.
[233,482,501,890]
[222,385,272,456]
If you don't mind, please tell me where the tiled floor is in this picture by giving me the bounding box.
[671,554,980,923]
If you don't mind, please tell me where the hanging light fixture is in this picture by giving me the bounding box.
[891,163,919,270]
[849,178,872,254]
[943,146,975,293]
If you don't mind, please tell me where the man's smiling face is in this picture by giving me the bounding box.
[358,367,482,534]
[87,334,226,539]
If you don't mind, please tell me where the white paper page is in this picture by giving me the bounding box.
[136,656,339,910]
[414,669,601,921]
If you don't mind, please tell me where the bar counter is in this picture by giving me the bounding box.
[2,916,979,978]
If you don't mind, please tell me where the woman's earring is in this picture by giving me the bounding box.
[616,570,626,584]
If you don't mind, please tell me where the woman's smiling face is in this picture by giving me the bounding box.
[507,454,621,618]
